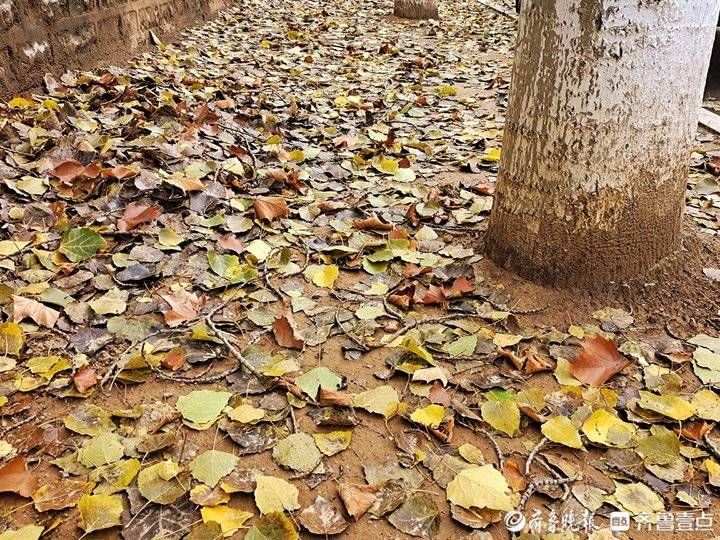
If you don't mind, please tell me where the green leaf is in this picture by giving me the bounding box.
[59,228,106,262]
[481,399,519,436]
[190,450,238,487]
[295,367,343,399]
[176,390,232,429]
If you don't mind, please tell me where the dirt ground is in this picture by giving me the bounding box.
[1,0,720,539]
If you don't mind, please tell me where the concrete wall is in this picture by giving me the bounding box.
[0,0,231,96]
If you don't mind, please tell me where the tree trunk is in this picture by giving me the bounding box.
[394,0,438,20]
[485,0,720,287]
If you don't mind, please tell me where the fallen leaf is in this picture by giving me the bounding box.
[0,322,24,356]
[118,203,162,232]
[161,290,204,327]
[200,505,253,536]
[254,474,300,514]
[12,295,60,328]
[0,456,37,497]
[59,227,106,262]
[78,493,124,532]
[338,483,379,520]
[254,196,290,221]
[352,385,400,418]
[541,416,583,449]
[272,314,305,349]
[446,465,513,511]
[389,493,440,538]
[176,389,232,429]
[272,432,322,473]
[246,512,299,540]
[73,366,98,393]
[299,495,350,535]
[190,450,238,487]
[569,334,630,386]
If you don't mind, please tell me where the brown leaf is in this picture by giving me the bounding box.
[317,200,349,213]
[338,483,379,520]
[32,478,89,511]
[447,276,474,297]
[51,159,101,185]
[353,215,394,231]
[0,457,37,498]
[217,234,246,254]
[299,496,349,535]
[496,347,524,370]
[417,284,446,305]
[118,203,162,232]
[12,295,60,328]
[254,196,289,221]
[569,334,630,386]
[678,421,712,442]
[523,349,555,375]
[73,366,98,393]
[317,388,353,407]
[161,348,186,371]
[160,290,205,327]
[502,457,528,492]
[272,315,304,350]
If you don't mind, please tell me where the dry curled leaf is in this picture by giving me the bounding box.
[12,295,60,329]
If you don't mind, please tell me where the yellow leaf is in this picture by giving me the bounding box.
[481,147,502,163]
[398,335,435,365]
[0,322,24,356]
[0,526,44,540]
[446,465,513,511]
[410,404,445,428]
[201,505,253,536]
[637,391,695,421]
[8,97,34,109]
[541,416,583,449]
[0,240,30,257]
[228,403,266,424]
[313,430,352,456]
[481,399,519,437]
[78,494,124,532]
[692,389,720,421]
[582,409,636,448]
[352,385,400,418]
[254,474,300,514]
[309,264,339,288]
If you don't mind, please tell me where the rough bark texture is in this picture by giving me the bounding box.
[0,0,231,97]
[486,0,720,287]
[394,0,438,20]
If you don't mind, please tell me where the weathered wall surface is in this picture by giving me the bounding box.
[0,0,231,96]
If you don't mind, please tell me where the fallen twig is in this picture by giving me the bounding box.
[525,436,548,475]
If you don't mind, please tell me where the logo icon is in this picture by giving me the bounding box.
[504,510,526,533]
[609,511,631,532]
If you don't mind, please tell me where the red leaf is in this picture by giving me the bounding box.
[569,335,630,386]
[118,203,162,232]
[254,196,289,221]
[272,314,304,350]
[73,366,98,393]
[0,457,37,498]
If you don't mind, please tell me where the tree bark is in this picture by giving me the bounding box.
[485,0,720,287]
[394,0,438,20]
